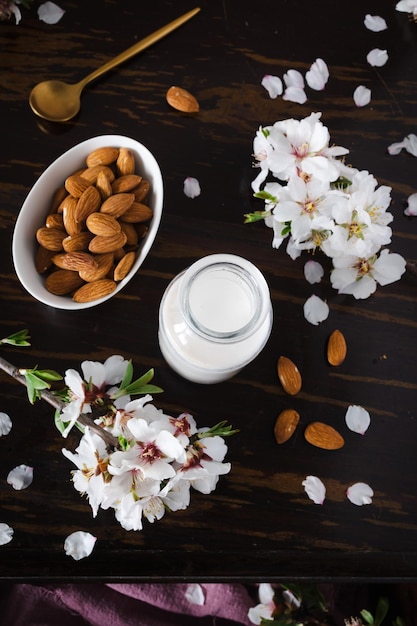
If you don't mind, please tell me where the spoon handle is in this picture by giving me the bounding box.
[77,7,201,89]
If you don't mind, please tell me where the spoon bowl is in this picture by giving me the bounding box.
[28,7,200,123]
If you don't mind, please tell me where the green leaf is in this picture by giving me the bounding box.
[280,222,291,237]
[330,175,352,190]
[243,210,271,223]
[54,409,66,435]
[262,127,270,138]
[120,360,134,389]
[197,420,239,440]
[360,609,375,625]
[35,369,63,382]
[0,329,31,347]
[374,597,389,626]
[111,368,163,399]
[253,190,278,202]
[118,435,132,451]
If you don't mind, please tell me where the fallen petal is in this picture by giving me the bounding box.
[283,69,305,88]
[7,464,33,490]
[347,482,374,506]
[305,58,329,91]
[38,2,65,24]
[183,177,201,199]
[0,412,12,436]
[0,523,13,546]
[364,14,388,32]
[367,48,388,67]
[283,86,307,104]
[303,294,329,325]
[304,260,324,284]
[387,141,407,155]
[302,475,326,504]
[405,193,417,216]
[353,85,371,107]
[345,405,371,434]
[261,74,283,99]
[64,531,96,560]
[185,583,205,605]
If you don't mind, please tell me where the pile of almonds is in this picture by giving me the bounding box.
[275,329,348,449]
[35,146,153,303]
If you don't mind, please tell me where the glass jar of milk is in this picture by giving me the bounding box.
[158,254,273,384]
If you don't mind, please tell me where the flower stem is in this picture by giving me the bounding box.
[0,355,119,450]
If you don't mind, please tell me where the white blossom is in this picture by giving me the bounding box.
[366,48,388,67]
[0,523,14,546]
[304,260,324,284]
[0,412,12,436]
[183,176,201,198]
[347,482,374,506]
[185,583,206,605]
[345,405,371,435]
[37,2,65,24]
[405,193,417,216]
[261,74,283,99]
[64,531,96,560]
[364,14,388,32]
[248,583,276,625]
[353,85,371,107]
[303,294,329,325]
[7,464,33,490]
[396,0,417,16]
[302,475,326,504]
[305,58,329,91]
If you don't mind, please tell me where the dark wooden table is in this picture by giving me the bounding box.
[1,0,417,582]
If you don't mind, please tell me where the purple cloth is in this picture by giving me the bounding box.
[0,583,254,626]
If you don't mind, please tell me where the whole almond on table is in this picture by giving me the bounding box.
[36,227,66,251]
[166,86,199,113]
[134,180,150,203]
[114,250,136,281]
[73,278,117,303]
[277,356,302,395]
[79,252,114,282]
[95,170,113,200]
[80,164,115,184]
[52,251,98,272]
[117,148,136,176]
[85,146,119,167]
[327,329,347,366]
[74,184,102,223]
[62,197,81,236]
[45,269,85,295]
[100,193,135,218]
[62,231,94,253]
[120,202,153,223]
[304,422,345,450]
[111,174,142,194]
[274,409,300,444]
[64,174,92,198]
[86,212,121,237]
[89,231,127,254]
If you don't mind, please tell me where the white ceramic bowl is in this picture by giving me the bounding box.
[12,135,163,310]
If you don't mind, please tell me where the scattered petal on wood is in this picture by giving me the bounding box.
[364,14,388,32]
[366,48,388,67]
[303,294,329,325]
[38,2,65,24]
[183,177,201,199]
[0,412,12,436]
[185,583,206,605]
[64,531,97,560]
[7,464,33,490]
[347,482,374,506]
[304,260,324,284]
[345,405,371,434]
[405,193,417,216]
[302,475,326,504]
[0,523,14,546]
[305,58,329,91]
[353,85,371,107]
[283,86,307,104]
[261,75,283,98]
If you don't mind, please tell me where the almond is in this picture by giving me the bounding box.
[166,85,199,113]
[80,164,115,184]
[120,221,139,246]
[52,251,98,272]
[111,174,142,194]
[114,250,136,281]
[35,245,55,273]
[64,174,92,198]
[74,185,101,223]
[45,213,64,229]
[274,409,300,444]
[62,197,82,236]
[133,180,150,203]
[119,201,153,223]
[117,148,136,176]
[45,269,85,295]
[79,252,114,282]
[73,278,117,303]
[100,193,135,218]
[88,231,127,254]
[86,212,121,236]
[62,231,94,253]
[327,329,347,366]
[85,146,119,168]
[277,356,302,395]
[36,227,66,251]
[304,422,345,450]
[96,170,113,200]
[49,186,68,213]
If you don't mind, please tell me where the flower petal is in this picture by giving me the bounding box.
[405,193,417,216]
[304,260,324,284]
[37,2,65,24]
[7,464,33,490]
[364,14,388,32]
[64,531,96,560]
[302,475,326,504]
[0,412,12,436]
[282,86,307,104]
[345,405,371,434]
[185,583,205,605]
[367,48,388,67]
[303,294,329,325]
[347,482,374,506]
[184,177,201,199]
[0,523,14,546]
[305,58,329,91]
[261,74,283,98]
[353,85,371,107]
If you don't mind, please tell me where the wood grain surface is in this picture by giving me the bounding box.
[0,0,417,581]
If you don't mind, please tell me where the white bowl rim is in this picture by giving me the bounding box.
[12,134,163,310]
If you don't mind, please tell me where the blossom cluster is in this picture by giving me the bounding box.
[59,355,234,531]
[246,112,406,299]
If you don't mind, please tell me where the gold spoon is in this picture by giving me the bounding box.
[29,7,200,123]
